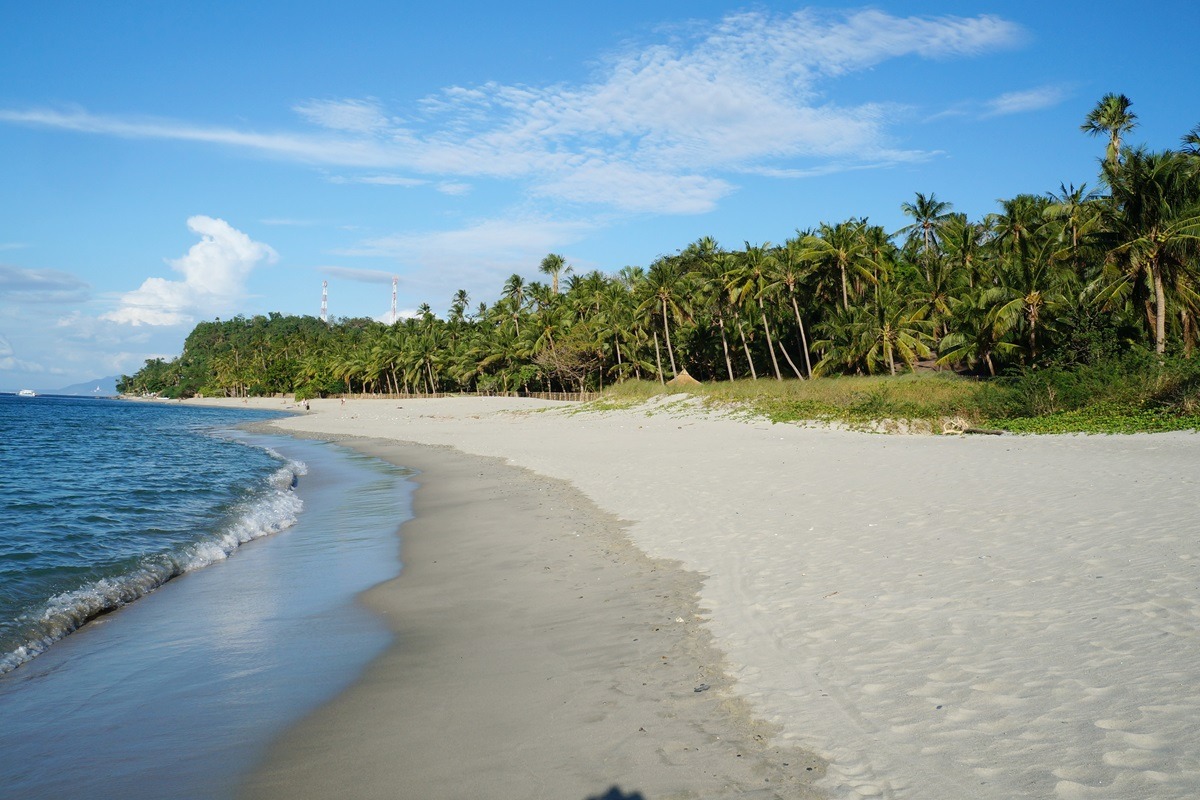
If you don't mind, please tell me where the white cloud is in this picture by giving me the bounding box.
[532,162,732,214]
[0,333,47,373]
[983,85,1070,117]
[102,216,277,326]
[341,217,592,265]
[0,107,407,167]
[293,98,392,134]
[329,174,429,187]
[320,266,397,284]
[260,217,322,226]
[0,264,90,303]
[0,10,1024,215]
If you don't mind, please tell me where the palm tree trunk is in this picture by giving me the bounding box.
[736,318,758,380]
[1154,263,1167,355]
[840,263,849,310]
[777,339,804,380]
[653,331,665,384]
[790,295,813,378]
[758,300,782,381]
[717,313,735,381]
[660,298,678,377]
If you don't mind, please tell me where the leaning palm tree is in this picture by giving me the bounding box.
[1081,93,1137,171]
[771,238,814,377]
[731,242,787,380]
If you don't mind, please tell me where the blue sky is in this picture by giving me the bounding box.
[1,1,1198,391]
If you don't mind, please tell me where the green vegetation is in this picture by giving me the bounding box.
[121,96,1200,433]
[590,356,1200,434]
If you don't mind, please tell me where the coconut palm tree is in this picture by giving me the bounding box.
[1082,93,1137,171]
[771,238,814,377]
[1095,147,1200,354]
[637,257,690,378]
[539,253,571,294]
[898,192,953,282]
[731,242,786,380]
[689,239,739,381]
[802,220,878,311]
[502,273,527,335]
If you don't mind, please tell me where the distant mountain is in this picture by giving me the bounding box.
[51,376,120,397]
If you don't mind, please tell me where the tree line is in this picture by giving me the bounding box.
[120,95,1200,400]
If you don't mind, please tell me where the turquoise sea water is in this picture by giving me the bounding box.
[0,396,414,797]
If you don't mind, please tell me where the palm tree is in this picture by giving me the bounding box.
[988,194,1061,361]
[898,192,952,282]
[689,238,739,381]
[1081,93,1137,171]
[939,213,988,289]
[539,253,571,294]
[1181,124,1200,158]
[502,273,527,335]
[802,220,878,311]
[1045,183,1103,285]
[732,243,785,380]
[771,239,814,377]
[638,257,690,378]
[1095,147,1200,354]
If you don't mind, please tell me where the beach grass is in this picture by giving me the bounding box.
[594,358,1200,434]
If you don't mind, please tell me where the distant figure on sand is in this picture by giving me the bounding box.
[304,400,310,411]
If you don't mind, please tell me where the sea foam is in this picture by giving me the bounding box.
[0,459,306,675]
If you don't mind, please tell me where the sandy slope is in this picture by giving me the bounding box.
[210,395,1200,799]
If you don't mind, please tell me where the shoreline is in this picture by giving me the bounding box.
[241,438,822,799]
[0,430,409,799]
[189,395,1200,799]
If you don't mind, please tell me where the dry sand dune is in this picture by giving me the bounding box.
[206,395,1199,799]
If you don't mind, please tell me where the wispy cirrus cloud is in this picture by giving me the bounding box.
[336,215,594,299]
[0,9,1024,215]
[982,85,1071,117]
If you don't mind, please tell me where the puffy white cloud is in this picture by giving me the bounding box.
[102,216,277,326]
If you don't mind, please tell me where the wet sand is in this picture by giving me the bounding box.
[240,440,822,800]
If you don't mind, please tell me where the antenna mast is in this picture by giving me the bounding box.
[320,280,328,323]
[391,276,398,324]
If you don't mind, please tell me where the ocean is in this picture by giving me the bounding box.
[0,395,412,797]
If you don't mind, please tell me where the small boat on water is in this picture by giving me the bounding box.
[17,389,36,397]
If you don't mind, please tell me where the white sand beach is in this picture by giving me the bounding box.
[208,395,1199,799]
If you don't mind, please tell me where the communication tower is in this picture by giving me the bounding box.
[320,280,328,323]
[391,276,398,324]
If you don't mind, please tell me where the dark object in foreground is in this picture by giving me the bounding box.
[588,787,646,800]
